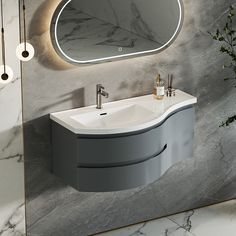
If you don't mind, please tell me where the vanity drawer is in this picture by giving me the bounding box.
[76,125,166,166]
[77,144,168,192]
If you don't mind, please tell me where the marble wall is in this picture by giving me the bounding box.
[0,0,25,235]
[96,200,236,236]
[22,0,236,235]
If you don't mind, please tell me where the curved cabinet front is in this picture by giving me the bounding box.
[77,145,167,192]
[76,124,166,166]
[51,106,195,192]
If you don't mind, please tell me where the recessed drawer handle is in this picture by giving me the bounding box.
[78,144,167,169]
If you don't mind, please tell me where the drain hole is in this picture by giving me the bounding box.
[100,112,107,116]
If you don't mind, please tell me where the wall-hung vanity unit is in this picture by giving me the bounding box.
[50,90,197,192]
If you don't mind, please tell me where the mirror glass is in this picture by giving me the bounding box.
[51,0,183,64]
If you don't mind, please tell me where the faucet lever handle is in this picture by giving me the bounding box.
[97,84,104,91]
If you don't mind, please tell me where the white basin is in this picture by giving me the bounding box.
[50,90,197,135]
[70,104,155,129]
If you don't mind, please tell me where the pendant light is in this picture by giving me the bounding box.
[0,0,13,84]
[16,0,34,61]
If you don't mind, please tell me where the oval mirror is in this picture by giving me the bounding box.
[51,0,184,64]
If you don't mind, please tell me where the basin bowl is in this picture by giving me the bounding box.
[70,104,155,129]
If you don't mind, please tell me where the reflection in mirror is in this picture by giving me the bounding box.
[51,0,183,64]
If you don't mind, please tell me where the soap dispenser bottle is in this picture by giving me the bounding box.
[155,74,165,100]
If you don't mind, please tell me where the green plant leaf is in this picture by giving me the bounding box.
[209,5,236,126]
[220,115,236,127]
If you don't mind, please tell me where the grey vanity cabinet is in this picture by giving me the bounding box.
[52,106,195,192]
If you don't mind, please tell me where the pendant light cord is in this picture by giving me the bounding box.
[22,0,27,51]
[0,0,6,73]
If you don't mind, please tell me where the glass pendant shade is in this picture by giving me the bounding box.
[0,65,14,84]
[16,42,35,61]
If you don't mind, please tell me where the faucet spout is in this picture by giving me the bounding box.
[96,84,109,109]
[100,90,109,98]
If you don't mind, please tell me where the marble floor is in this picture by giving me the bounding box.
[95,200,236,236]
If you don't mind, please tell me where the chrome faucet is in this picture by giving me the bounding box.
[96,84,109,109]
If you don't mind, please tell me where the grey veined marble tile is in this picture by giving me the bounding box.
[0,0,25,235]
[95,200,236,236]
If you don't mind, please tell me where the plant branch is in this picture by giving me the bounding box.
[209,5,236,126]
